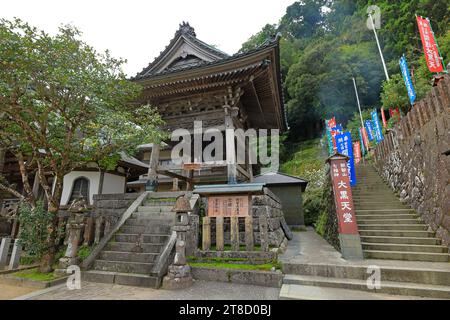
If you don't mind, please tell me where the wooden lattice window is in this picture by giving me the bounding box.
[69,177,90,204]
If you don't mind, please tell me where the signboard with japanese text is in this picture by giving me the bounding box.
[207,195,250,217]
[400,55,417,105]
[335,132,357,187]
[371,109,384,144]
[353,142,361,164]
[330,158,358,235]
[364,120,374,141]
[416,16,444,73]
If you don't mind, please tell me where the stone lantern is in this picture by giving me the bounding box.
[58,198,87,269]
[162,195,193,289]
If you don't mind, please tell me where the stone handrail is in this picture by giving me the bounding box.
[81,191,149,270]
[151,193,201,278]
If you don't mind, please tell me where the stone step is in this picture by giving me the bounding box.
[131,212,175,219]
[120,225,171,234]
[279,284,434,300]
[124,217,174,226]
[114,233,169,243]
[356,209,415,215]
[281,262,450,286]
[147,191,186,199]
[354,203,409,210]
[93,259,154,274]
[363,250,450,262]
[137,206,174,213]
[361,242,448,253]
[357,219,422,225]
[360,236,441,245]
[352,195,400,200]
[99,251,159,263]
[353,200,404,205]
[105,242,165,253]
[282,275,450,299]
[144,200,177,207]
[356,214,418,220]
[358,230,435,238]
[82,270,159,288]
[358,224,427,231]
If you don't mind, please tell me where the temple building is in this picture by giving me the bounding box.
[128,22,287,192]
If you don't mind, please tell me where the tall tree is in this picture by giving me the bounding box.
[0,19,164,272]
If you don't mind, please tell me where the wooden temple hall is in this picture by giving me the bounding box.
[128,22,287,192]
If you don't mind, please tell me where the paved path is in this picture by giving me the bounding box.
[0,284,37,300]
[18,280,280,300]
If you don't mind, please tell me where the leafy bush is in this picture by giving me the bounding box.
[303,187,325,226]
[18,201,54,259]
[314,211,328,236]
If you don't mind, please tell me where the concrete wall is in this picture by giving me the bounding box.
[60,171,101,205]
[267,185,304,226]
[373,75,450,247]
[102,173,125,194]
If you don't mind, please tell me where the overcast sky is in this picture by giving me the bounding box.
[3,0,294,76]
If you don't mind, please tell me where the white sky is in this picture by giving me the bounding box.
[2,0,294,76]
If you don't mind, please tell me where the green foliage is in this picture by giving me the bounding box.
[77,245,92,261]
[240,0,450,142]
[315,210,328,236]
[17,201,54,259]
[12,268,59,282]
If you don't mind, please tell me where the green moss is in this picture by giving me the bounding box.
[188,262,276,271]
[12,268,58,282]
[315,210,328,236]
[19,255,39,266]
[77,245,92,261]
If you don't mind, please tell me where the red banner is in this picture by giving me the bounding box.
[361,127,369,149]
[330,158,359,234]
[353,142,361,164]
[327,117,336,129]
[381,108,387,128]
[416,16,444,73]
[389,108,401,121]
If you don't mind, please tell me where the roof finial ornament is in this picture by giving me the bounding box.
[177,21,196,37]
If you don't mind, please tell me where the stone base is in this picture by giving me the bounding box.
[339,234,363,260]
[162,264,193,290]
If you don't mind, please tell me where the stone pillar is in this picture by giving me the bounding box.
[259,216,269,252]
[83,217,95,246]
[202,217,211,251]
[146,143,160,191]
[245,216,254,251]
[59,214,84,268]
[0,237,11,269]
[230,216,239,251]
[94,216,104,245]
[172,178,180,191]
[215,217,224,251]
[8,239,22,270]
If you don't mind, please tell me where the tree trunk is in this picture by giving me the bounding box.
[38,207,59,273]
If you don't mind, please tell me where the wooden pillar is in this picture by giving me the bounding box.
[146,143,160,191]
[0,148,5,174]
[245,138,253,182]
[224,105,237,184]
[202,217,211,251]
[215,217,224,251]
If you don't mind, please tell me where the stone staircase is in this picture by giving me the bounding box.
[280,261,450,299]
[354,164,449,262]
[83,196,177,288]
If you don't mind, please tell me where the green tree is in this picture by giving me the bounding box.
[0,18,164,272]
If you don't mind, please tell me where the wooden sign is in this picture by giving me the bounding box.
[207,195,250,217]
[182,163,202,170]
[330,157,358,235]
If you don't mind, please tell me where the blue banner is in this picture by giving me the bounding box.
[399,55,416,105]
[336,132,357,187]
[359,127,365,155]
[364,120,374,141]
[371,109,384,144]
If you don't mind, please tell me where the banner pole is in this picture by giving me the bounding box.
[369,12,390,81]
[352,77,365,164]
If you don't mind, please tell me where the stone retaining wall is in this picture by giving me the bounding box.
[373,75,450,247]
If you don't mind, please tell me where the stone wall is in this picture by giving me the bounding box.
[373,75,450,247]
[322,164,340,251]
